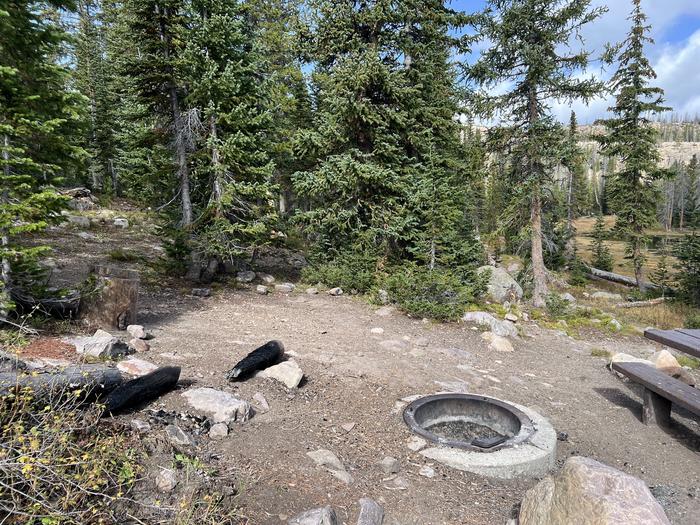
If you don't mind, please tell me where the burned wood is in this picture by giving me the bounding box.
[227,340,284,381]
[0,365,124,398]
[103,366,181,415]
[81,265,139,330]
[9,287,81,320]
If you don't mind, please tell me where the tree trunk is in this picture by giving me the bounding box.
[531,187,548,307]
[632,238,645,293]
[565,166,575,260]
[1,135,12,290]
[108,158,120,197]
[80,265,140,330]
[0,365,124,398]
[209,113,223,211]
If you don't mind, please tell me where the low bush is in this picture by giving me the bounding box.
[301,251,379,293]
[544,293,571,319]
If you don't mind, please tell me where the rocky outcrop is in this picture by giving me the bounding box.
[519,456,670,525]
[477,266,523,303]
[461,311,518,338]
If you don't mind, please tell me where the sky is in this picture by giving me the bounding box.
[452,0,700,123]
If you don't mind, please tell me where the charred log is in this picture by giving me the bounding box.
[0,365,123,398]
[9,287,81,319]
[103,366,181,415]
[226,340,284,381]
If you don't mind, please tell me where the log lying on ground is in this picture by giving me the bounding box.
[9,287,81,320]
[0,365,124,397]
[586,266,659,291]
[614,297,667,309]
[103,366,181,415]
[227,340,284,381]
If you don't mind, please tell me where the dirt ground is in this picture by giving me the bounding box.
[21,207,700,525]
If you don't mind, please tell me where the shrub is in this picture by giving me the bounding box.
[590,214,614,271]
[568,258,589,286]
[675,234,700,307]
[301,251,379,293]
[685,312,700,329]
[545,293,571,319]
[383,263,480,321]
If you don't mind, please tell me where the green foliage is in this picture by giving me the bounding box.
[383,263,483,321]
[160,225,193,276]
[675,234,700,307]
[651,241,672,296]
[591,214,614,271]
[301,251,379,293]
[568,258,589,286]
[590,347,612,358]
[544,293,571,319]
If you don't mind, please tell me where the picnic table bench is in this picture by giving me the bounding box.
[611,328,700,426]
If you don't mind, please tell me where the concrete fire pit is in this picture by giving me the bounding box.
[403,393,556,479]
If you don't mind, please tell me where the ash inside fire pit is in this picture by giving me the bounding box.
[427,420,504,441]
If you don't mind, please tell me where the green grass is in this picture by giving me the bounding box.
[590,347,612,359]
[108,248,142,262]
[678,355,700,370]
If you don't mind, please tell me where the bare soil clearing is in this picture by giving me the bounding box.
[21,211,700,524]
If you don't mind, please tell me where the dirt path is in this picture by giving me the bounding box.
[131,288,699,525]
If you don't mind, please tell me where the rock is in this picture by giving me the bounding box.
[415,337,429,347]
[357,498,384,525]
[275,283,295,293]
[192,287,211,297]
[560,292,577,304]
[378,456,401,474]
[328,287,343,296]
[306,287,319,295]
[307,449,353,484]
[419,465,436,478]
[481,332,515,352]
[521,312,530,322]
[375,306,395,317]
[591,291,623,301]
[257,359,304,388]
[117,357,158,377]
[113,218,129,228]
[155,468,178,492]
[341,422,356,432]
[461,311,518,338]
[252,392,270,412]
[288,506,337,525]
[127,324,149,339]
[258,273,275,284]
[128,338,150,353]
[370,327,384,335]
[182,387,251,423]
[504,313,518,322]
[610,352,653,369]
[77,231,98,241]
[477,266,524,303]
[608,319,622,331]
[165,424,194,447]
[383,475,410,490]
[519,456,671,525]
[256,285,269,295]
[236,271,256,283]
[209,423,229,439]
[67,215,91,228]
[407,436,427,452]
[377,289,390,305]
[74,329,131,359]
[130,418,151,433]
[651,350,681,374]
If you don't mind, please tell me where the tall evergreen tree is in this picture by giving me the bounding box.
[468,0,606,307]
[598,0,670,291]
[590,213,613,271]
[562,111,587,260]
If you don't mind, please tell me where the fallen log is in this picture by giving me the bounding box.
[614,297,668,309]
[9,287,81,320]
[0,365,124,398]
[586,266,659,291]
[226,340,284,381]
[103,366,181,415]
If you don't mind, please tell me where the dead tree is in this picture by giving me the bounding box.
[80,265,139,330]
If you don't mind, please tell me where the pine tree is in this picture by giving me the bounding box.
[468,0,606,307]
[591,214,613,272]
[1,0,83,310]
[562,111,587,260]
[652,240,671,297]
[675,233,700,307]
[598,0,670,291]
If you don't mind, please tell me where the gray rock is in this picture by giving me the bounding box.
[307,449,353,484]
[378,456,400,474]
[275,283,296,293]
[370,327,384,335]
[257,359,304,389]
[407,436,427,452]
[67,215,91,228]
[419,465,436,478]
[481,332,514,352]
[236,270,257,283]
[77,231,98,241]
[357,498,384,525]
[74,329,131,359]
[155,468,178,492]
[113,218,129,228]
[306,287,319,295]
[477,266,524,303]
[209,423,229,439]
[328,287,343,296]
[383,475,410,490]
[505,312,519,322]
[288,506,337,525]
[256,285,269,295]
[252,392,270,412]
[258,273,275,284]
[461,311,518,338]
[127,324,149,339]
[130,419,151,433]
[192,287,211,297]
[560,293,577,304]
[182,387,251,423]
[165,425,194,447]
[117,357,158,377]
[128,338,150,353]
[377,289,390,305]
[609,319,622,331]
[591,291,623,301]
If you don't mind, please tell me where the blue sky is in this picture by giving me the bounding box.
[451,0,700,123]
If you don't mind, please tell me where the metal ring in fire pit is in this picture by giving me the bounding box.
[403,393,535,452]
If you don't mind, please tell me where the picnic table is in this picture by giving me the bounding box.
[610,328,700,426]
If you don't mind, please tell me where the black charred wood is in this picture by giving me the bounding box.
[226,340,284,381]
[103,366,181,415]
[0,365,124,398]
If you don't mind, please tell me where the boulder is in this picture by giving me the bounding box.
[67,215,91,228]
[477,266,524,303]
[74,329,131,359]
[128,338,150,353]
[236,271,256,283]
[306,287,319,295]
[113,218,129,228]
[651,350,695,386]
[209,423,229,439]
[461,311,518,338]
[117,357,158,377]
[257,273,275,284]
[181,387,251,423]
[591,291,623,301]
[257,359,304,388]
[307,449,353,484]
[519,456,670,525]
[256,285,269,295]
[328,287,343,296]
[481,332,515,352]
[288,506,337,525]
[275,283,296,293]
[127,324,149,339]
[155,468,178,492]
[608,319,622,331]
[357,498,384,525]
[377,289,390,305]
[560,293,577,304]
[192,287,211,297]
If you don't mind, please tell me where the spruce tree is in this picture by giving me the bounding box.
[590,214,613,272]
[598,0,670,291]
[468,0,606,307]
[675,233,700,307]
[652,240,671,297]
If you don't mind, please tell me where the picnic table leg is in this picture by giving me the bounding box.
[642,388,672,426]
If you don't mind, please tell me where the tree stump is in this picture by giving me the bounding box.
[81,265,139,330]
